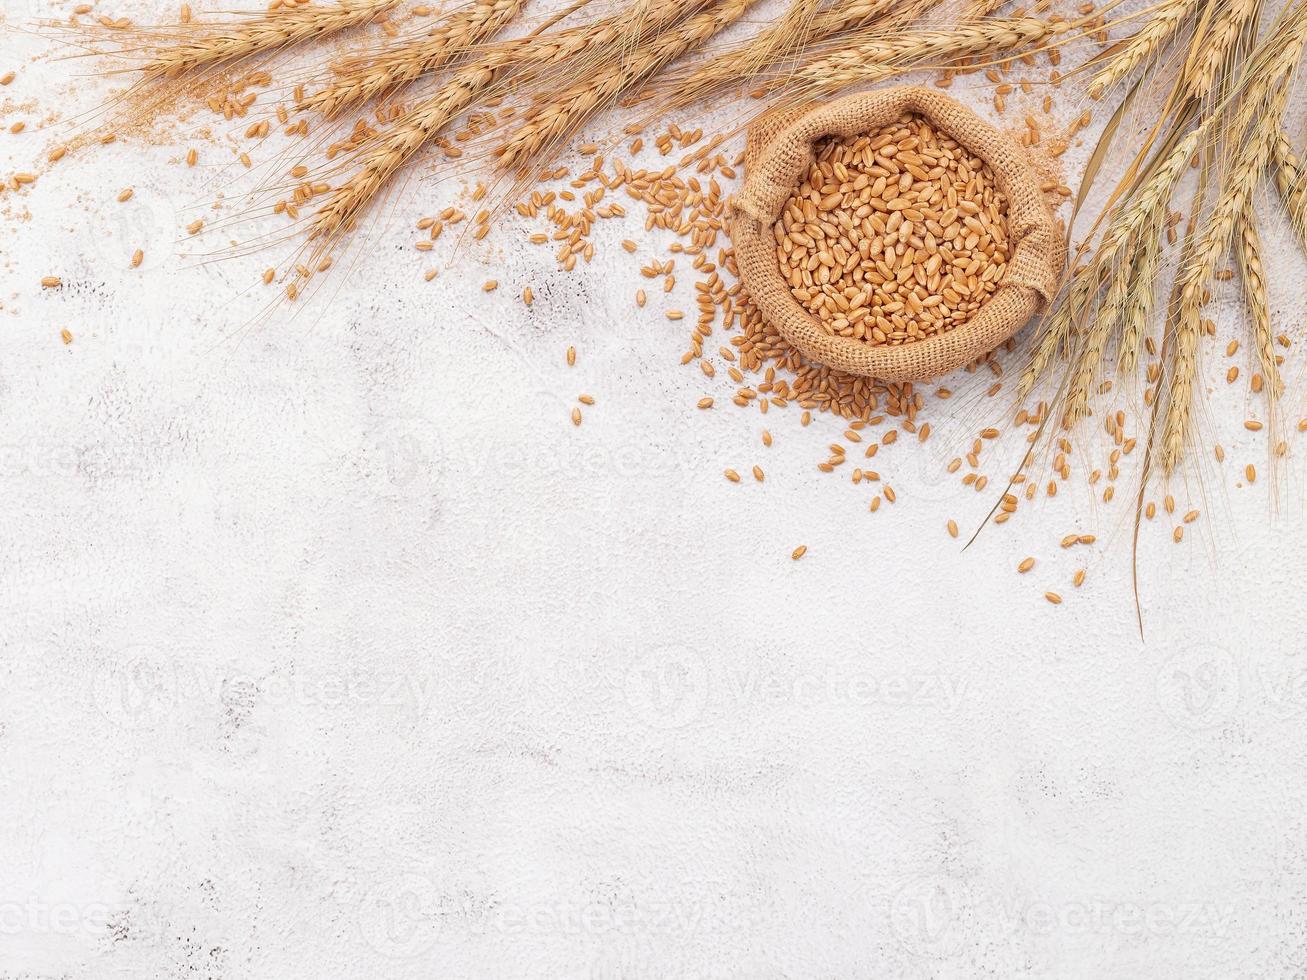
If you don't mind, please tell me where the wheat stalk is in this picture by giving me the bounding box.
[140,0,398,79]
[1088,0,1195,100]
[495,0,761,174]
[302,0,527,118]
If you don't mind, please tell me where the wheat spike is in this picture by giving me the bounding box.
[1236,212,1282,402]
[1271,132,1307,248]
[140,0,398,79]
[1021,129,1200,398]
[496,0,761,174]
[1088,0,1194,100]
[650,0,929,112]
[308,0,695,244]
[310,64,496,244]
[1161,4,1307,470]
[302,0,526,118]
[1186,0,1263,101]
[1063,243,1136,428]
[772,16,1067,98]
[1117,208,1165,375]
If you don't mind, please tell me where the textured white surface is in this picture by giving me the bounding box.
[3,3,1307,978]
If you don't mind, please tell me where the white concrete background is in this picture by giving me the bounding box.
[3,2,1307,977]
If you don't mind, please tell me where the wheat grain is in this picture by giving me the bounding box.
[774,115,1010,348]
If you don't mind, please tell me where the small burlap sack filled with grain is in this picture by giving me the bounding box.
[729,86,1064,383]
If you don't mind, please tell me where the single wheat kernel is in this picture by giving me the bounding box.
[186,219,203,234]
[1173,526,1183,543]
[40,276,61,287]
[60,327,72,344]
[130,249,143,268]
[1045,592,1063,605]
[117,188,134,202]
[523,287,533,306]
[791,545,807,560]
[947,519,958,538]
[571,407,582,426]
[578,395,595,406]
[1245,420,1262,431]
[724,469,741,483]
[1018,557,1035,573]
[566,346,576,367]
[1073,569,1086,588]
[0,72,13,85]
[752,466,764,482]
[482,280,498,292]
[697,397,714,409]
[1246,464,1257,483]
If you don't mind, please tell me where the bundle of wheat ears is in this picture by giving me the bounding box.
[60,0,1307,484]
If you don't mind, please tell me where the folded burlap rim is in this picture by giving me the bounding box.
[728,86,1066,383]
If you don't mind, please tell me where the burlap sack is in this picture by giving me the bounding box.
[729,86,1065,383]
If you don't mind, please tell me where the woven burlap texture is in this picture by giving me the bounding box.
[729,86,1065,383]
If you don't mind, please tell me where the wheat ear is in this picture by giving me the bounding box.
[1236,211,1282,401]
[1162,6,1307,471]
[773,16,1067,97]
[302,0,526,118]
[495,0,761,174]
[1271,132,1307,248]
[140,0,398,79]
[649,0,922,112]
[1021,128,1200,398]
[1117,207,1165,375]
[309,64,496,244]
[1088,0,1195,100]
[1185,0,1263,101]
[308,0,691,243]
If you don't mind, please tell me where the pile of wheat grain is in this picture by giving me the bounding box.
[774,114,1010,347]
